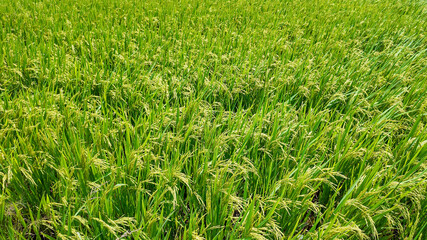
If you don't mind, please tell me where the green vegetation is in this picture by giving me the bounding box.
[1,0,427,239]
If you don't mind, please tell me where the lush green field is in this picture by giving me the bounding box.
[1,0,427,239]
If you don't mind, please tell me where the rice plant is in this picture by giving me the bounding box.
[0,0,426,239]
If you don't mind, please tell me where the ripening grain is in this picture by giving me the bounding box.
[0,0,426,239]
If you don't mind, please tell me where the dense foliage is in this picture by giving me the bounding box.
[1,0,427,239]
